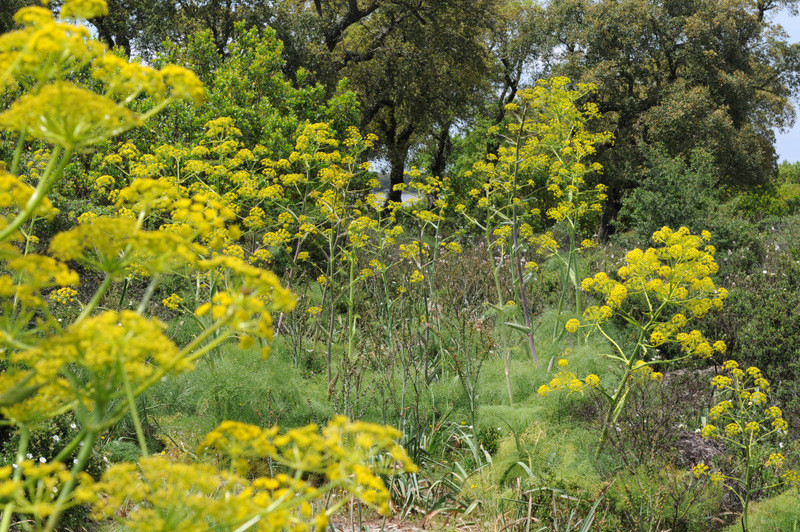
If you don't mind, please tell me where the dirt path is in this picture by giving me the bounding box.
[330,520,424,531]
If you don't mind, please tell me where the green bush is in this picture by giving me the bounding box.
[707,217,800,431]
[617,147,719,239]
[608,463,723,532]
[704,202,766,276]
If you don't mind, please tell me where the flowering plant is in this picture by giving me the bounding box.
[694,361,799,531]
[459,77,612,402]
[564,226,727,454]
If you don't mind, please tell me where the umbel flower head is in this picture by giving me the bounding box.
[701,361,790,444]
[536,352,601,397]
[568,226,726,360]
[693,362,800,513]
[87,418,417,530]
[9,311,190,408]
[0,0,203,150]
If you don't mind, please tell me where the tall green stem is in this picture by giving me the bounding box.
[551,267,569,344]
[74,275,113,324]
[123,365,149,457]
[509,106,537,362]
[488,233,514,406]
[10,128,27,175]
[595,327,647,458]
[569,221,581,315]
[43,429,97,532]
[0,426,29,532]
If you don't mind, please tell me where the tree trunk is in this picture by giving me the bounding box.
[387,142,409,203]
[383,117,414,204]
[598,187,621,242]
[430,122,452,179]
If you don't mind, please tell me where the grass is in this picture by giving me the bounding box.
[724,490,800,532]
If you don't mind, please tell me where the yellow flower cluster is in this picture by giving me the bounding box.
[90,458,313,531]
[1,250,79,308]
[87,417,415,530]
[191,256,295,355]
[0,171,59,223]
[628,360,664,383]
[571,227,726,359]
[50,286,79,305]
[701,360,790,440]
[0,3,202,150]
[0,460,94,521]
[695,361,799,508]
[10,311,189,404]
[162,293,183,310]
[49,216,205,279]
[172,193,240,249]
[479,78,611,260]
[537,355,600,397]
[71,416,416,530]
[347,216,380,248]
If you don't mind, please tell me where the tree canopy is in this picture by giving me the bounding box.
[3,0,798,230]
[548,0,800,235]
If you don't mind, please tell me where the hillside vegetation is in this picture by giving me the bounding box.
[2,0,800,530]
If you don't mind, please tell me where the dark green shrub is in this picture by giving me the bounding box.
[705,202,765,277]
[707,221,800,432]
[617,147,719,239]
[147,345,333,431]
[477,425,501,456]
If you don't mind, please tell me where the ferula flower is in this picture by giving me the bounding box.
[701,424,717,438]
[585,374,600,387]
[766,453,785,468]
[162,293,183,310]
[693,463,709,477]
[0,83,140,149]
[650,330,667,346]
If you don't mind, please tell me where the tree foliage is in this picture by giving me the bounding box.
[548,0,800,235]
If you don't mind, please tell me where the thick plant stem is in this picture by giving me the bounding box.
[508,103,537,362]
[491,244,514,406]
[486,222,514,405]
[569,225,581,315]
[741,436,753,532]
[510,202,537,362]
[75,275,113,324]
[0,426,29,532]
[136,273,161,314]
[43,430,97,532]
[595,328,647,458]
[324,229,338,394]
[123,365,149,457]
[551,268,569,343]
[595,367,633,459]
[512,236,538,362]
[10,128,27,175]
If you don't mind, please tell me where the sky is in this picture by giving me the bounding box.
[775,8,800,162]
